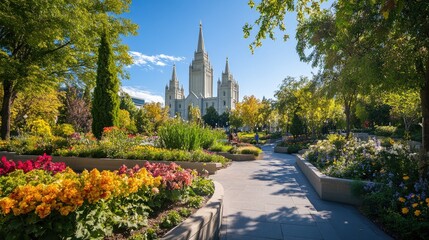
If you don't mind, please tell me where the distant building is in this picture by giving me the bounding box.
[165,23,239,119]
[131,97,145,108]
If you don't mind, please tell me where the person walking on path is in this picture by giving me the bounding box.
[254,132,259,144]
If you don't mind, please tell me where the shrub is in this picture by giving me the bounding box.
[159,210,182,229]
[53,124,75,137]
[187,196,204,208]
[327,134,346,150]
[178,208,192,217]
[230,146,262,156]
[191,177,215,196]
[209,141,233,152]
[8,135,68,155]
[374,125,397,137]
[26,119,52,137]
[286,144,301,154]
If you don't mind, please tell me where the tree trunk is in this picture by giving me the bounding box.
[1,80,14,140]
[420,64,429,176]
[344,101,351,138]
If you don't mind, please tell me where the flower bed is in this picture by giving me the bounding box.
[0,155,216,239]
[302,134,429,239]
[2,128,229,166]
[0,151,223,175]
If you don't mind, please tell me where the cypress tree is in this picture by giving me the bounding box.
[92,31,120,139]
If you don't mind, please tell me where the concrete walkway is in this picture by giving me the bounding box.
[211,144,392,240]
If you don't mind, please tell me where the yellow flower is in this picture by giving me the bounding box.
[412,203,418,208]
[35,203,51,219]
[403,176,409,181]
[0,197,17,215]
[401,207,409,214]
[426,198,429,204]
[398,197,405,203]
[414,210,421,217]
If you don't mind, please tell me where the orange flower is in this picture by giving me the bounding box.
[0,197,16,215]
[414,210,422,217]
[35,203,51,219]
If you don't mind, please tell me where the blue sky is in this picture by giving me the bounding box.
[121,0,316,104]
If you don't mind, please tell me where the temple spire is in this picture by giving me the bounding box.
[171,64,177,82]
[225,57,230,74]
[197,22,205,52]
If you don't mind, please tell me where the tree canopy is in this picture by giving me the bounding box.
[0,0,137,139]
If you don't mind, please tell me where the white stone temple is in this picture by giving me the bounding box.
[165,23,239,119]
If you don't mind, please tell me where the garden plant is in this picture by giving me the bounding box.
[0,155,215,239]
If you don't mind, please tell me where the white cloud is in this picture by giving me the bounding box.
[129,51,185,68]
[121,86,164,105]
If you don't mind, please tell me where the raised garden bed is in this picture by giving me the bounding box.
[274,146,288,153]
[0,151,222,174]
[215,152,264,161]
[162,181,224,240]
[295,154,368,205]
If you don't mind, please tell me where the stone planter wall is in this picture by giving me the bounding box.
[0,152,222,175]
[274,146,288,153]
[295,154,368,205]
[215,152,263,161]
[162,181,224,240]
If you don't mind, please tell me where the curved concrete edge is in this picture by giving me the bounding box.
[295,154,370,205]
[274,146,288,153]
[215,152,263,161]
[162,181,224,240]
[0,151,222,175]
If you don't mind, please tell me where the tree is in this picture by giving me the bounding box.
[143,102,169,134]
[229,108,243,130]
[245,0,429,173]
[274,77,304,129]
[236,95,262,131]
[118,109,133,131]
[202,106,219,128]
[120,91,138,119]
[290,111,305,138]
[135,108,152,135]
[0,0,137,139]
[384,90,421,138]
[11,85,63,133]
[60,86,92,133]
[259,97,273,132]
[92,31,120,139]
[218,111,230,128]
[188,105,202,125]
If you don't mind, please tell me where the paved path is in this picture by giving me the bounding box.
[211,144,392,240]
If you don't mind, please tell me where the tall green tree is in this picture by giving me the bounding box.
[119,91,138,119]
[0,0,137,139]
[202,106,219,128]
[92,32,120,139]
